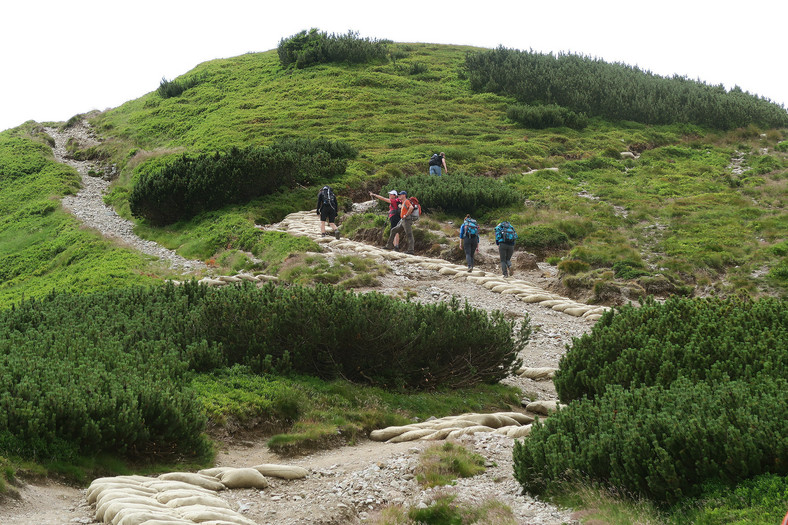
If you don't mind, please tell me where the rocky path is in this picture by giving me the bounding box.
[48,123,206,272]
[0,124,608,524]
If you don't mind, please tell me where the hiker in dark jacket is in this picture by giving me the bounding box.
[428,152,448,176]
[317,186,340,238]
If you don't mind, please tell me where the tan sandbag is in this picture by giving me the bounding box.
[518,367,557,380]
[563,306,590,317]
[217,468,269,489]
[175,505,257,525]
[586,314,603,321]
[446,425,494,439]
[217,275,242,283]
[507,425,533,438]
[496,412,535,425]
[139,517,192,525]
[582,307,607,318]
[428,419,477,430]
[388,429,437,443]
[96,497,162,521]
[104,502,167,524]
[369,425,419,441]
[421,428,454,441]
[155,489,216,504]
[540,299,566,307]
[526,400,564,415]
[88,483,157,504]
[114,508,177,525]
[135,517,192,525]
[482,280,507,290]
[455,413,502,428]
[253,464,309,480]
[197,467,231,478]
[165,495,231,509]
[519,294,554,303]
[439,267,459,275]
[158,472,225,491]
[142,481,216,494]
[494,414,521,427]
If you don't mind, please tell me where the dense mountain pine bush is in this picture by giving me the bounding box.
[465,47,788,129]
[553,296,788,402]
[514,296,788,505]
[384,174,521,214]
[278,29,390,69]
[129,138,357,224]
[0,281,527,461]
[513,377,788,504]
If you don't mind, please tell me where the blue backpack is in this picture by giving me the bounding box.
[463,218,479,238]
[495,221,517,244]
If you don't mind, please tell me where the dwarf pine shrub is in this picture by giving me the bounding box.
[0,281,527,461]
[507,104,588,130]
[129,138,356,225]
[278,29,389,69]
[553,296,788,402]
[513,377,788,505]
[466,47,788,129]
[385,174,520,215]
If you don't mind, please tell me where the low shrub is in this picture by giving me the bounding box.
[554,296,788,402]
[507,104,588,130]
[557,259,589,274]
[129,138,356,225]
[0,282,528,463]
[278,29,389,69]
[513,377,788,505]
[157,75,203,99]
[385,174,521,215]
[518,225,570,252]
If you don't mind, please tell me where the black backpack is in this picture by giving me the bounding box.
[320,187,337,210]
[429,153,441,167]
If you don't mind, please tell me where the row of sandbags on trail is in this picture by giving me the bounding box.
[277,210,610,321]
[87,464,307,525]
[369,407,564,443]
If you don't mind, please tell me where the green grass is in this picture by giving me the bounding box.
[191,366,520,455]
[416,442,487,488]
[0,125,163,308]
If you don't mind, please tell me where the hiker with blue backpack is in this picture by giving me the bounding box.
[459,215,480,272]
[495,220,518,277]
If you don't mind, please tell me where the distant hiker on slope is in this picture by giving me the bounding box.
[460,215,480,272]
[428,152,447,176]
[384,191,420,254]
[370,189,402,250]
[317,186,340,238]
[495,220,518,277]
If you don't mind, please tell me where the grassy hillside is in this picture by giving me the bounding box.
[81,42,787,300]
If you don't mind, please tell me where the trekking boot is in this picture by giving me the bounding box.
[321,232,328,237]
[383,245,393,250]
[334,229,340,239]
[509,267,515,277]
[406,250,414,255]
[394,245,400,252]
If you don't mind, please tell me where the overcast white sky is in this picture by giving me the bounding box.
[2,0,786,132]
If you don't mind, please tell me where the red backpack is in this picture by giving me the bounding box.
[408,196,421,221]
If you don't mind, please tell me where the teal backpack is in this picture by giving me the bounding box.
[495,221,517,243]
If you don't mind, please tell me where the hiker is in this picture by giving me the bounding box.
[428,152,448,176]
[317,185,340,238]
[384,191,419,254]
[494,220,518,277]
[459,215,480,272]
[370,189,402,250]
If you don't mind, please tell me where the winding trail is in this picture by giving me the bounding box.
[48,124,206,272]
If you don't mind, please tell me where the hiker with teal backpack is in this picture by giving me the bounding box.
[459,215,479,272]
[495,220,518,277]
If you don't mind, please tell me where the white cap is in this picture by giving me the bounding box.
[388,190,398,195]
